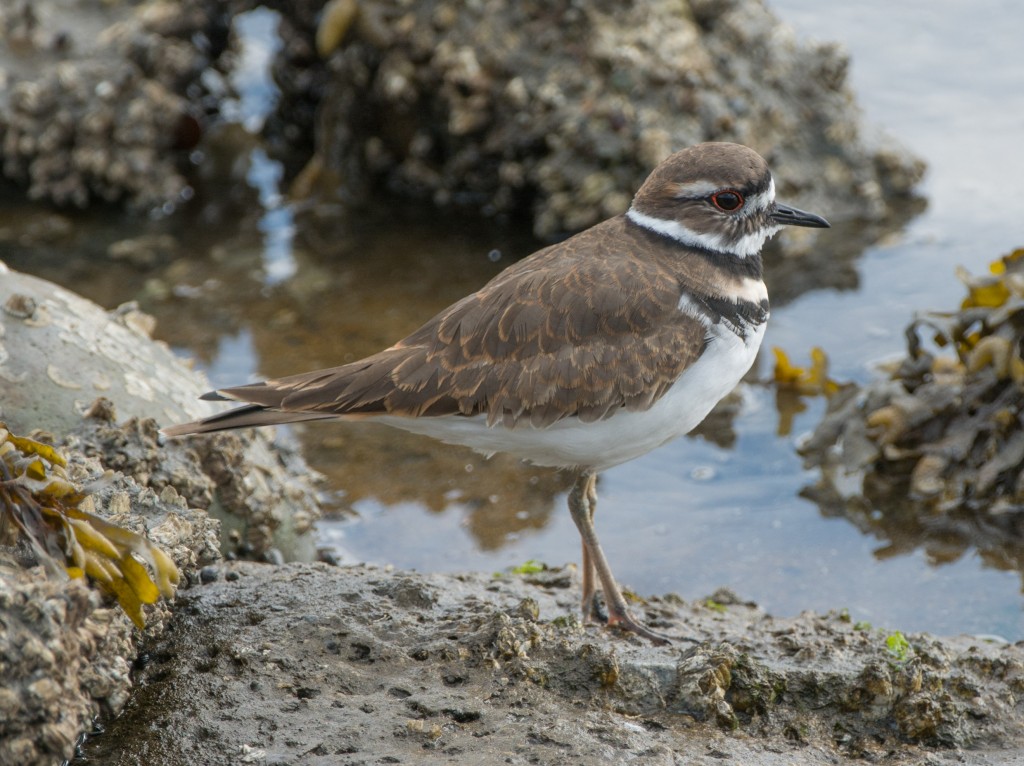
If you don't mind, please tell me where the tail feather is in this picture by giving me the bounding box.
[161,404,336,437]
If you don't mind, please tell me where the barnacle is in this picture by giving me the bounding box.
[929,356,966,386]
[909,453,947,498]
[0,424,179,628]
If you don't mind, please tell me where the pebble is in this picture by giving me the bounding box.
[317,548,341,566]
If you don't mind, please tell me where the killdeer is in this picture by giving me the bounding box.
[164,142,830,644]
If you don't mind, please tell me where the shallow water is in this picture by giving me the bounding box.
[5,1,1024,640]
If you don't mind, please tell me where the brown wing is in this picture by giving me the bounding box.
[173,218,708,433]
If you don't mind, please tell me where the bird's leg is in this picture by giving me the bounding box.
[570,474,603,622]
[567,473,672,645]
[580,539,596,620]
[579,476,606,623]
[580,537,606,624]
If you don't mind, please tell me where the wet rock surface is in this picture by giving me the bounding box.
[80,561,1023,765]
[269,0,923,241]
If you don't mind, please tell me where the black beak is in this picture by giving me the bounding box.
[770,203,830,229]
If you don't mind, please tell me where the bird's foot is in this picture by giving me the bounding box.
[582,593,676,645]
[605,610,676,646]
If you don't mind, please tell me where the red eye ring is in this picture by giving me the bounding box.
[711,190,744,212]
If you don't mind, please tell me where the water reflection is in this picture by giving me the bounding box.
[764,196,926,307]
[803,468,1024,596]
[306,420,571,550]
[249,148,298,286]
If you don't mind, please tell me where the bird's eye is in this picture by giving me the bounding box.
[710,190,744,212]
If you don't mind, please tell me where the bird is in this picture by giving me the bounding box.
[163,142,830,644]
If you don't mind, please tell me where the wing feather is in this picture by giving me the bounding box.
[165,218,710,436]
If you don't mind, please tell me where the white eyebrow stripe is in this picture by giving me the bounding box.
[673,179,722,198]
[673,177,775,209]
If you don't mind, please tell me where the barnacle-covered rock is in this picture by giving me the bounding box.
[0,259,333,765]
[0,0,223,209]
[0,566,133,766]
[1,0,924,268]
[0,426,179,628]
[0,261,323,562]
[0,419,216,766]
[269,0,924,243]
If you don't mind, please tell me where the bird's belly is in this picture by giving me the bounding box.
[376,323,765,471]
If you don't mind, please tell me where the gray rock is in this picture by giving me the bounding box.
[0,261,219,433]
[0,262,326,764]
[79,562,1024,765]
[0,261,323,563]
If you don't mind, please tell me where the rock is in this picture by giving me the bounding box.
[0,0,223,210]
[0,261,323,563]
[78,562,1024,764]
[0,259,333,765]
[272,0,923,241]
[0,262,219,433]
[0,422,219,766]
[1,0,924,265]
[0,570,128,766]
